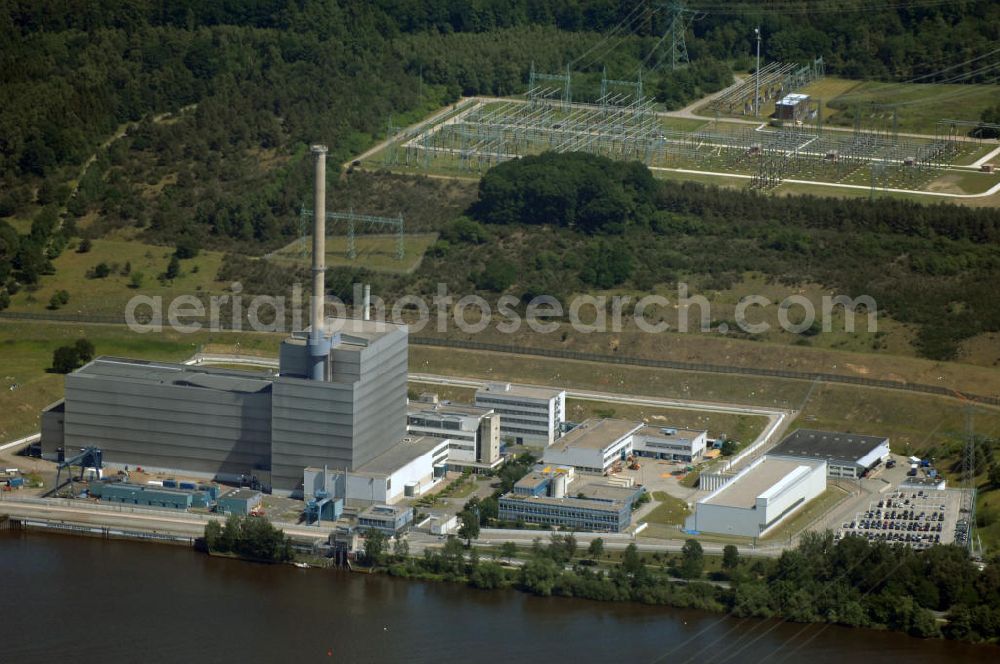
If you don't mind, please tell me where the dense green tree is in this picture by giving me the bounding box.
[722,544,739,570]
[499,541,518,563]
[588,537,605,561]
[680,539,704,579]
[164,255,181,280]
[364,528,389,564]
[50,345,80,373]
[458,509,481,546]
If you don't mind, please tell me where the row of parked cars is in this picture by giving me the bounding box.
[838,490,954,550]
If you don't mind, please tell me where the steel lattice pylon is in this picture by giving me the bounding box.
[657,0,700,70]
[300,207,405,261]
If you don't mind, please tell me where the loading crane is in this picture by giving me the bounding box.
[54,447,103,495]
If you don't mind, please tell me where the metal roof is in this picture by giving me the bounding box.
[76,357,273,394]
[771,428,889,465]
[703,457,815,509]
[352,436,448,477]
[549,419,642,452]
[637,425,707,440]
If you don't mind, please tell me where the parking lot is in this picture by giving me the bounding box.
[836,487,965,550]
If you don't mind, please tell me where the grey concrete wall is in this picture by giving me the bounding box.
[40,400,65,454]
[63,373,272,481]
[349,326,408,468]
[270,377,356,494]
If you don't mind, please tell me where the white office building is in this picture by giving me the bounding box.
[406,395,502,471]
[542,419,644,474]
[685,456,827,538]
[475,382,565,446]
[633,426,708,463]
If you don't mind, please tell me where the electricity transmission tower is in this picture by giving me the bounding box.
[954,390,981,557]
[300,207,405,261]
[658,1,700,70]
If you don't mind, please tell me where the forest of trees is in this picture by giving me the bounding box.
[375,530,1000,644]
[2,1,999,356]
[446,153,1000,360]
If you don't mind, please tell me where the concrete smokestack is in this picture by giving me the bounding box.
[363,284,371,321]
[308,144,330,381]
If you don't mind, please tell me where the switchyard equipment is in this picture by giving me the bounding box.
[395,92,970,189]
[710,58,825,116]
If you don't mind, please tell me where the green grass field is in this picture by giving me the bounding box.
[267,233,438,274]
[799,77,1000,135]
[7,238,227,316]
[644,491,692,526]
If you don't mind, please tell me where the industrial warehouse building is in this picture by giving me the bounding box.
[406,395,502,471]
[542,419,707,473]
[769,429,890,479]
[344,436,449,506]
[542,419,643,474]
[685,456,827,537]
[474,382,565,446]
[40,318,409,497]
[38,148,425,500]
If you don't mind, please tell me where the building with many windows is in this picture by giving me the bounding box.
[406,395,501,471]
[357,504,413,534]
[499,476,642,533]
[769,429,890,479]
[474,383,565,447]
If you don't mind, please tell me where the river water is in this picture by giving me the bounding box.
[0,532,994,663]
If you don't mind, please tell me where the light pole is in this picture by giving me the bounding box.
[754,27,761,118]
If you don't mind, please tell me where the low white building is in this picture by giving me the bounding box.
[475,382,565,447]
[542,419,643,474]
[769,429,890,479]
[685,456,827,538]
[633,426,708,463]
[406,396,502,471]
[343,436,449,506]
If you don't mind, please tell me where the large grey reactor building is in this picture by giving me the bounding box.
[39,145,417,497]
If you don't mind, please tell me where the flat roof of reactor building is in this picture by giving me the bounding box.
[285,317,406,349]
[703,457,814,509]
[770,429,888,465]
[76,357,273,394]
[476,382,565,401]
[352,436,447,477]
[550,419,642,453]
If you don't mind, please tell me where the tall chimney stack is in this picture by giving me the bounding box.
[308,144,330,381]
[363,284,371,321]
